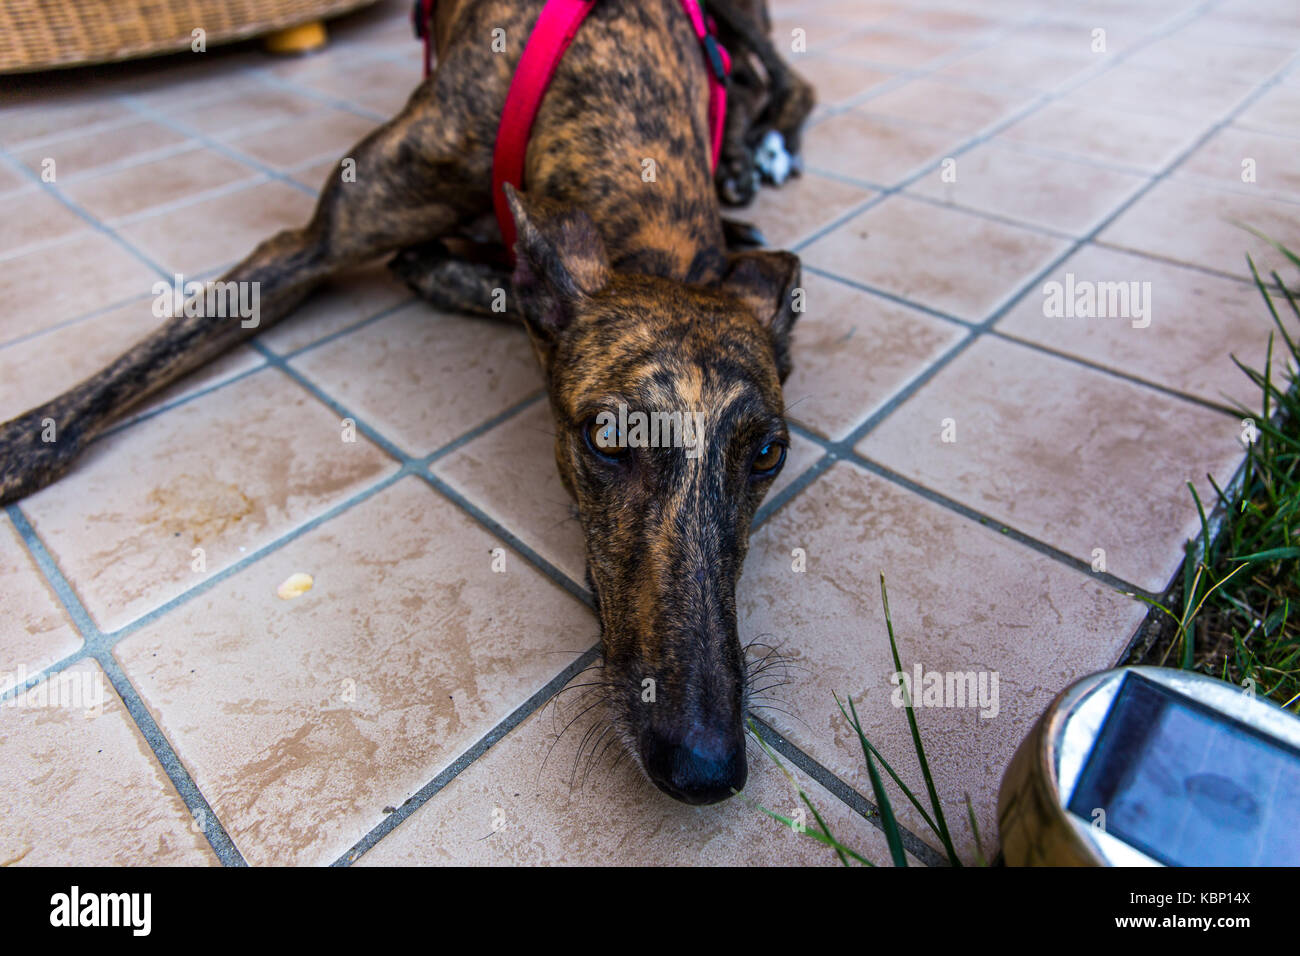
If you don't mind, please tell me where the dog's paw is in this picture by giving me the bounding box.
[388,240,451,296]
[0,407,84,506]
[721,217,768,250]
[717,150,761,207]
[755,130,794,186]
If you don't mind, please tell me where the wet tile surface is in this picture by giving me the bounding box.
[20,369,397,633]
[0,517,82,695]
[0,659,218,866]
[735,461,1147,861]
[857,337,1247,591]
[800,194,1070,321]
[114,478,597,866]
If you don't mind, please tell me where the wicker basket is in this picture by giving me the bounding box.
[0,0,380,74]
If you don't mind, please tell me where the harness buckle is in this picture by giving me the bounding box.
[703,33,729,82]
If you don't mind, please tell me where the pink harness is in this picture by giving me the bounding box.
[413,0,731,260]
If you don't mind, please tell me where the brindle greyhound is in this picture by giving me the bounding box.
[0,0,815,806]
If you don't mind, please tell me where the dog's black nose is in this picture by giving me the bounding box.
[644,727,747,805]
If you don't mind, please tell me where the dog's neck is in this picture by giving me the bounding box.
[519,0,729,285]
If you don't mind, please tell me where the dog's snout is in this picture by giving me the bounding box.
[645,726,747,805]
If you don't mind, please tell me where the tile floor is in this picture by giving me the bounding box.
[1,0,1297,866]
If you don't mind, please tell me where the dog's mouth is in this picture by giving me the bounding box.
[590,647,750,806]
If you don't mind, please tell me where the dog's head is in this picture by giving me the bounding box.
[506,187,800,805]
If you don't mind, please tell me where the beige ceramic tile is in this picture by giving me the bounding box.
[1211,0,1300,23]
[0,516,82,695]
[192,88,330,140]
[828,29,959,69]
[290,302,543,456]
[770,431,826,502]
[258,262,414,354]
[0,659,218,866]
[116,180,317,276]
[857,79,1035,135]
[800,0,908,22]
[0,234,159,344]
[0,99,136,149]
[881,7,1002,39]
[1232,84,1300,137]
[743,171,874,250]
[12,120,189,181]
[0,295,265,425]
[1177,12,1300,50]
[0,163,27,197]
[433,399,587,586]
[783,272,965,439]
[120,60,269,115]
[0,189,91,257]
[227,111,379,171]
[114,477,598,866]
[357,663,911,866]
[1130,34,1294,84]
[288,157,347,193]
[733,465,1147,860]
[801,194,1069,320]
[291,59,417,118]
[1000,100,1204,173]
[998,20,1147,57]
[770,16,873,57]
[1063,64,1256,123]
[1175,127,1300,203]
[21,368,396,633]
[61,147,261,224]
[933,44,1098,93]
[803,112,960,185]
[908,141,1149,236]
[792,56,894,114]
[996,244,1291,410]
[857,336,1246,591]
[1096,177,1300,283]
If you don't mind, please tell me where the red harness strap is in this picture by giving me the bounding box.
[415,0,731,261]
[491,0,599,260]
[489,1,731,260]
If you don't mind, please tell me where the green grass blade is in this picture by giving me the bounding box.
[834,692,943,837]
[879,573,961,865]
[863,737,909,867]
[1231,546,1300,562]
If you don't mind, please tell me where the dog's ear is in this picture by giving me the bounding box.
[504,184,610,352]
[721,250,802,382]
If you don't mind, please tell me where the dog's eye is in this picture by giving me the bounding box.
[584,417,629,461]
[751,441,786,476]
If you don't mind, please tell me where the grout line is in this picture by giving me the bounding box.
[0,144,175,281]
[3,505,247,865]
[813,35,1300,469]
[114,94,322,200]
[91,650,249,866]
[271,295,419,359]
[748,714,947,867]
[332,644,602,865]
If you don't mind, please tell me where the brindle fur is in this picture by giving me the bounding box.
[0,0,811,805]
